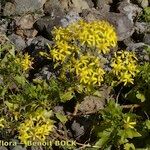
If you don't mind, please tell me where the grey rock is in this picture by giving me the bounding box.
[34,65,54,81]
[28,36,53,52]
[53,106,65,115]
[60,11,81,27]
[0,19,8,34]
[107,13,134,41]
[71,120,85,139]
[96,0,111,12]
[12,145,27,150]
[3,2,16,16]
[127,43,149,62]
[135,0,149,8]
[143,34,150,45]
[14,0,46,15]
[0,147,8,150]
[135,22,150,34]
[8,34,26,50]
[34,16,63,38]
[118,1,142,22]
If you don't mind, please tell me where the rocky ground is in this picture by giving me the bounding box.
[0,0,150,150]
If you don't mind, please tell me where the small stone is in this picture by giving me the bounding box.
[60,11,81,27]
[8,33,26,50]
[0,147,8,150]
[71,0,90,13]
[135,22,150,33]
[143,34,150,45]
[12,145,27,150]
[0,19,9,34]
[15,14,35,29]
[3,2,15,16]
[136,0,149,8]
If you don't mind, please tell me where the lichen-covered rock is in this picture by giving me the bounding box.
[3,2,16,16]
[14,0,46,15]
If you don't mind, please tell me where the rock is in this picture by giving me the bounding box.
[126,43,149,62]
[14,0,46,15]
[60,11,81,27]
[78,96,105,113]
[3,2,16,16]
[27,36,53,57]
[0,147,8,150]
[118,1,142,22]
[135,22,150,34]
[15,29,38,38]
[34,65,53,80]
[96,0,111,12]
[12,145,27,150]
[71,120,85,139]
[53,106,65,115]
[135,0,149,8]
[70,0,90,13]
[107,13,134,41]
[143,34,150,45]
[43,0,64,17]
[14,14,35,30]
[0,19,8,34]
[8,33,26,50]
[34,16,62,39]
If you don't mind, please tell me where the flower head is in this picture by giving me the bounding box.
[123,116,136,129]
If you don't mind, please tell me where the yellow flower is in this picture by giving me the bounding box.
[21,53,33,71]
[18,109,54,145]
[0,118,5,128]
[111,50,139,85]
[123,117,136,129]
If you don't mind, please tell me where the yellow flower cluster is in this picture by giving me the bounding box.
[21,53,33,71]
[15,53,33,71]
[72,20,117,54]
[18,109,54,145]
[111,51,139,85]
[51,20,117,63]
[49,20,117,89]
[74,55,105,86]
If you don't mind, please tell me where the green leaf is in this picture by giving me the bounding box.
[4,101,19,111]
[145,120,150,130]
[95,129,112,148]
[125,129,141,139]
[93,90,102,97]
[136,91,145,102]
[14,75,26,86]
[124,143,135,150]
[60,91,74,102]
[56,112,68,124]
